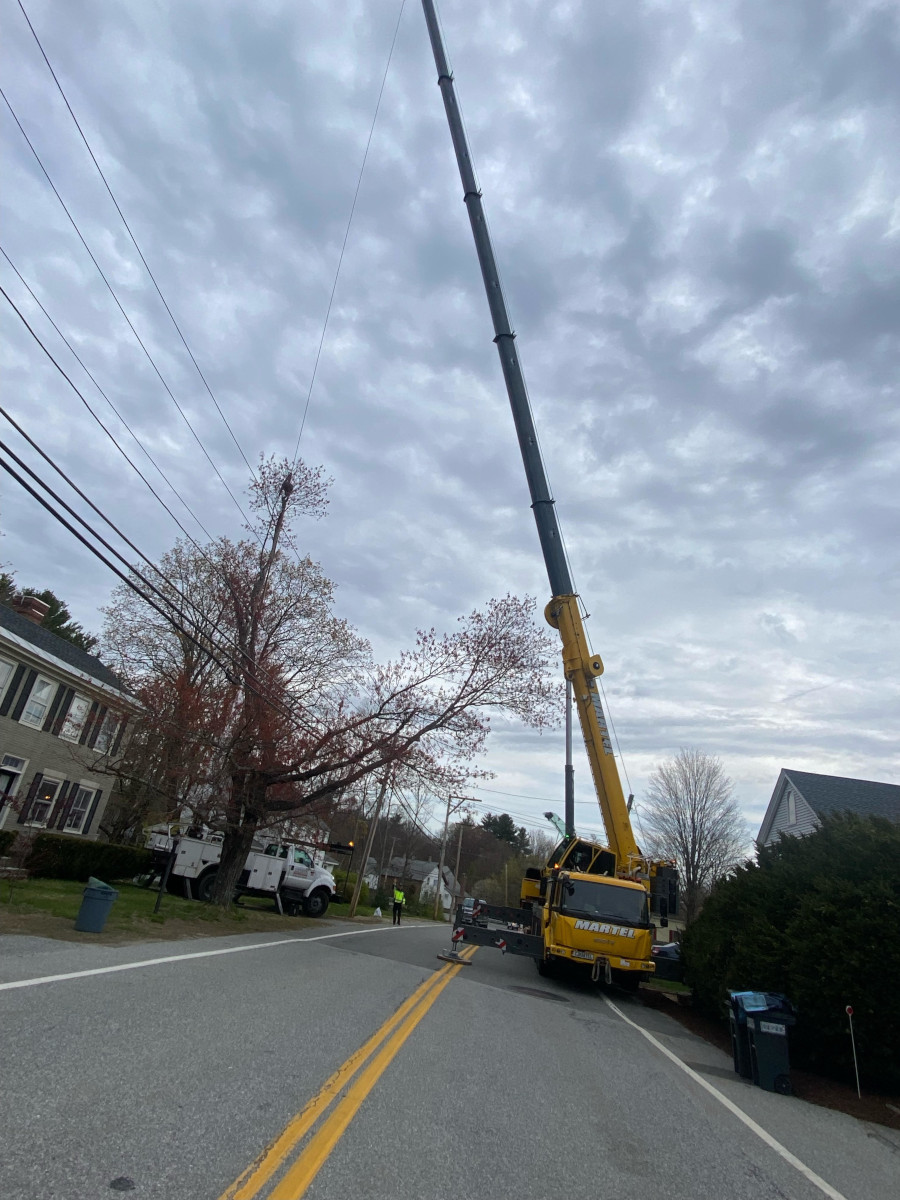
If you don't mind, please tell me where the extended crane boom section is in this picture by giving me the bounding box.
[421,0,573,601]
[423,0,639,872]
[546,596,641,870]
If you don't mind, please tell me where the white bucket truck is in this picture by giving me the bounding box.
[146,825,336,917]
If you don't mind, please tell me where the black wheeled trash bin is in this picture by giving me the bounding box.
[74,877,119,933]
[746,993,796,1095]
[728,991,765,1079]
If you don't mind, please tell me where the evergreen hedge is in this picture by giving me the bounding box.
[25,832,152,883]
[684,814,900,1090]
[0,830,17,856]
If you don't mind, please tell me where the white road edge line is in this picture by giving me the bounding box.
[604,997,848,1200]
[0,925,414,992]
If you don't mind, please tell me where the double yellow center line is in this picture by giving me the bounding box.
[218,945,477,1200]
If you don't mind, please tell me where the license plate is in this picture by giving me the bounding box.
[571,950,594,961]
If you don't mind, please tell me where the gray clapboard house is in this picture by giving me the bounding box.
[0,596,135,840]
[756,768,900,849]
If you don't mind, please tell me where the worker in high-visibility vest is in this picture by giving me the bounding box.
[393,885,406,926]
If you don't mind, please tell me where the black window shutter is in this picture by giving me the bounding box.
[16,772,43,825]
[78,701,100,746]
[110,714,129,756]
[50,687,75,736]
[9,669,38,722]
[43,684,68,733]
[81,789,103,836]
[87,705,108,749]
[0,663,27,717]
[48,781,72,827]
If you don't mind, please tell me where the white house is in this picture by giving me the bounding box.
[419,864,463,918]
[756,768,900,849]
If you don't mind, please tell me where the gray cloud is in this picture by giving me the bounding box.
[2,0,897,841]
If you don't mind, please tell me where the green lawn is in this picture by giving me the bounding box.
[642,976,691,995]
[0,877,378,941]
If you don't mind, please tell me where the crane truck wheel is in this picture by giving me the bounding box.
[613,970,641,994]
[536,954,557,978]
[303,888,330,918]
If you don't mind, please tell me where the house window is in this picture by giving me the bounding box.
[0,755,28,803]
[0,658,14,700]
[93,711,120,754]
[787,791,796,826]
[27,777,61,826]
[59,694,92,743]
[20,676,55,729]
[63,786,97,834]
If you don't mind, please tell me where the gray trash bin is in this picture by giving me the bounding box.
[746,993,796,1094]
[74,876,118,933]
[728,991,765,1080]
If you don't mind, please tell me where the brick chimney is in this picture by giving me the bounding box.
[12,594,50,625]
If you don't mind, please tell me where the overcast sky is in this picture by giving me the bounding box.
[2,0,898,845]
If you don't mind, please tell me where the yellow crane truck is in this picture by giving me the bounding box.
[423,0,677,989]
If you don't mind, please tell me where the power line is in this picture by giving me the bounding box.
[291,0,406,463]
[0,260,217,547]
[0,84,256,535]
[14,0,255,479]
[0,436,330,744]
[0,283,297,697]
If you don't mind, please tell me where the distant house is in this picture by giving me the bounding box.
[0,596,135,841]
[756,768,900,849]
[379,856,442,900]
[419,864,463,918]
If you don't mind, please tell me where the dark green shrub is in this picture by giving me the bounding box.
[684,814,900,1090]
[0,830,17,856]
[25,832,152,882]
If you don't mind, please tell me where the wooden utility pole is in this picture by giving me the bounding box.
[349,771,391,917]
[451,822,464,920]
[432,795,453,922]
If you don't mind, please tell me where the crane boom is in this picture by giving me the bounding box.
[422,0,641,871]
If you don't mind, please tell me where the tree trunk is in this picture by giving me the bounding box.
[211,770,267,907]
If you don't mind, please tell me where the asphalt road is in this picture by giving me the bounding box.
[1,921,897,1200]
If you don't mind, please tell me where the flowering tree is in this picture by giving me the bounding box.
[102,457,561,906]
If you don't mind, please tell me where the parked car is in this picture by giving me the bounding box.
[651,941,681,960]
[651,940,684,981]
[460,897,489,926]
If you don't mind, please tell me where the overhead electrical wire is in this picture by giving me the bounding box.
[0,432,327,740]
[0,263,218,548]
[0,84,256,536]
[14,0,256,480]
[291,0,407,463]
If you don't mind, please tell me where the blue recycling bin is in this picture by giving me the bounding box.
[74,877,118,933]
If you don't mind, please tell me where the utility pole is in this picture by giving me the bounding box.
[349,771,391,917]
[432,794,453,922]
[432,795,473,921]
[451,822,464,920]
[565,678,575,838]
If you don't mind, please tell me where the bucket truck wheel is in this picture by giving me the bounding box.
[195,869,217,904]
[303,888,330,918]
